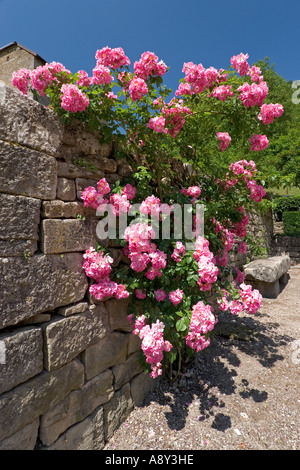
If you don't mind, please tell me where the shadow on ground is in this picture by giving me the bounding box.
[141,309,296,433]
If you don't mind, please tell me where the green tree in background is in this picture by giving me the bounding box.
[251,58,300,193]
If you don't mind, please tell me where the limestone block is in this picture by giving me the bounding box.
[60,119,113,158]
[130,371,158,407]
[83,332,129,380]
[128,333,142,355]
[43,304,110,371]
[0,327,43,394]
[0,359,84,442]
[66,155,117,175]
[0,418,39,450]
[244,255,290,283]
[117,160,132,177]
[0,253,88,329]
[106,173,121,185]
[0,239,37,257]
[20,313,52,325]
[39,370,113,446]
[81,155,117,174]
[41,218,97,254]
[0,86,63,155]
[112,352,143,390]
[41,200,95,219]
[57,177,76,201]
[0,140,57,199]
[46,407,105,450]
[0,193,41,241]
[103,383,133,441]
[57,161,104,180]
[57,301,89,317]
[105,298,132,332]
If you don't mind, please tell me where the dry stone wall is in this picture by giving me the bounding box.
[0,87,156,450]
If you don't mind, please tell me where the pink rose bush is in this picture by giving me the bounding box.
[11,68,31,95]
[83,247,129,301]
[258,103,284,124]
[249,134,269,151]
[216,132,231,151]
[60,84,89,113]
[79,171,264,377]
[129,315,172,378]
[11,47,283,378]
[95,46,130,69]
[185,301,217,352]
[230,52,250,76]
[129,77,148,101]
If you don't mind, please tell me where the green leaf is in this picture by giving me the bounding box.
[176,317,188,332]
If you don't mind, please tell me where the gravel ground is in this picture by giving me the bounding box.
[104,265,300,451]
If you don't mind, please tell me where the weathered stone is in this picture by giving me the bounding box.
[0,418,40,450]
[41,200,95,218]
[112,352,143,390]
[66,154,117,175]
[128,333,142,355]
[105,298,132,332]
[81,155,117,174]
[244,255,291,298]
[57,161,105,180]
[39,370,113,446]
[41,218,98,254]
[60,119,113,157]
[106,173,121,185]
[0,140,57,199]
[130,371,157,407]
[57,301,89,317]
[57,177,76,201]
[0,193,40,241]
[0,359,84,441]
[43,304,110,371]
[0,253,88,329]
[0,239,37,257]
[0,327,43,394]
[20,313,52,325]
[0,86,63,155]
[117,160,132,177]
[244,256,290,283]
[46,407,105,450]
[83,332,129,380]
[103,383,133,441]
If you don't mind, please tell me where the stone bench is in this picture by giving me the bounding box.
[244,255,291,298]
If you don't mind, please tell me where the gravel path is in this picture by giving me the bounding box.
[104,265,300,451]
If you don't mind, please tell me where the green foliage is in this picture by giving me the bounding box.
[252,58,300,191]
[282,211,300,237]
[273,196,300,221]
[245,233,268,258]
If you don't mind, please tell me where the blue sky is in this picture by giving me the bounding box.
[0,0,299,94]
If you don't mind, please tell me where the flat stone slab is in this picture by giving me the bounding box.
[244,255,290,283]
[0,253,88,329]
[244,255,290,299]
